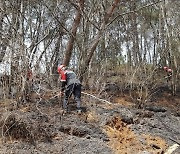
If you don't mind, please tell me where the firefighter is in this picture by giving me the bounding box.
[163,66,172,82]
[57,65,82,114]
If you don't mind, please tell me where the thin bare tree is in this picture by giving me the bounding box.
[63,0,85,66]
[79,0,120,82]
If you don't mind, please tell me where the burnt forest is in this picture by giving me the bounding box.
[0,0,180,154]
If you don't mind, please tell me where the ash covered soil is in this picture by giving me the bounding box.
[0,89,180,154]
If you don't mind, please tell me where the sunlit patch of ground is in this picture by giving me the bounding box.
[142,134,167,152]
[86,111,99,123]
[104,116,167,154]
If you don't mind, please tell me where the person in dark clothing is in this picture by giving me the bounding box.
[57,65,82,113]
[163,66,172,82]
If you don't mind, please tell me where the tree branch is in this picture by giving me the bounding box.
[107,0,163,27]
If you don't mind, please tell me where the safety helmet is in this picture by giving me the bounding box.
[57,64,65,73]
[163,66,168,71]
[167,68,172,72]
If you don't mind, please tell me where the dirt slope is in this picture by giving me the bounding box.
[0,89,179,154]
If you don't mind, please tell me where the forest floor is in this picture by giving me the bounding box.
[0,86,180,154]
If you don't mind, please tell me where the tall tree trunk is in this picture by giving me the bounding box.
[125,20,132,68]
[79,0,120,82]
[131,2,141,65]
[161,0,177,95]
[52,35,62,86]
[0,0,6,63]
[63,0,85,66]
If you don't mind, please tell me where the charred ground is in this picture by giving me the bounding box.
[0,72,180,153]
